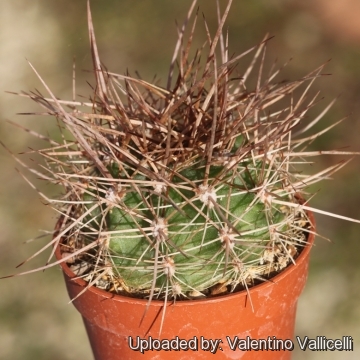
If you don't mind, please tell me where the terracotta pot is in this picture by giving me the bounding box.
[55,211,315,360]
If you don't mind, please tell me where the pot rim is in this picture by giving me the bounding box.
[55,210,315,307]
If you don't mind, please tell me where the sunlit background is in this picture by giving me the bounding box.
[0,1,359,359]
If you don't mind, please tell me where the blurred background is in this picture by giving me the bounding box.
[0,0,359,359]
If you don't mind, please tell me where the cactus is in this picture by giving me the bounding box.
[7,0,360,305]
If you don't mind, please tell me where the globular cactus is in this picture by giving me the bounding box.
[11,0,359,303]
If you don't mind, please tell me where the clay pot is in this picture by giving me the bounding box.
[55,211,315,360]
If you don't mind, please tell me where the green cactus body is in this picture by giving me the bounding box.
[83,145,296,298]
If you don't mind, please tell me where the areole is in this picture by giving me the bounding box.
[55,210,315,360]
